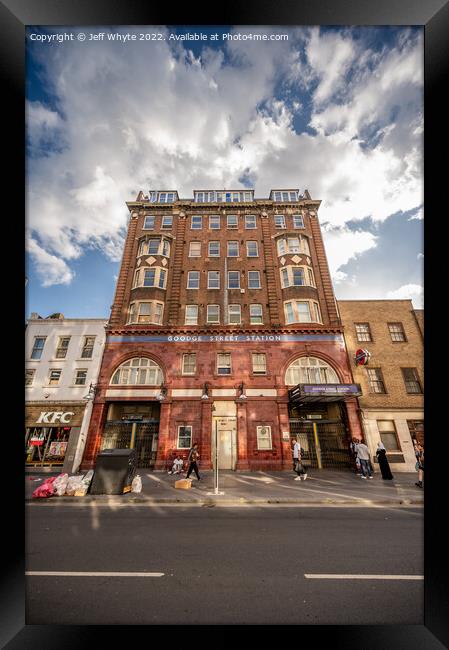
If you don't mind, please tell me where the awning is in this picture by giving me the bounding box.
[289,383,362,403]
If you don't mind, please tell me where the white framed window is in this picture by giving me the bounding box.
[248,271,261,289]
[185,305,199,325]
[377,421,400,451]
[246,241,258,257]
[143,216,155,229]
[31,337,46,360]
[227,215,238,229]
[285,356,339,385]
[217,352,231,375]
[283,300,322,324]
[55,337,71,359]
[209,215,220,229]
[178,425,193,449]
[158,192,176,203]
[307,268,315,287]
[228,271,240,289]
[25,369,35,386]
[228,304,241,324]
[274,215,286,229]
[252,353,267,374]
[81,336,95,358]
[161,216,173,229]
[277,235,310,256]
[128,301,164,324]
[293,214,304,228]
[208,271,220,289]
[111,357,163,385]
[245,214,257,229]
[187,271,200,289]
[250,304,263,324]
[208,241,220,257]
[74,369,88,385]
[257,425,272,450]
[189,241,201,257]
[48,369,62,386]
[135,267,167,289]
[182,353,197,375]
[139,237,171,256]
[280,266,312,288]
[227,241,239,257]
[191,215,202,229]
[207,304,220,323]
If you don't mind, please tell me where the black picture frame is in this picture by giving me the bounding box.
[3,0,446,646]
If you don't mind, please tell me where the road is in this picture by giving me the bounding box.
[26,503,423,625]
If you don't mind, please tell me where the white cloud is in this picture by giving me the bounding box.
[321,225,378,276]
[409,206,424,220]
[387,283,423,308]
[417,253,424,260]
[27,237,74,286]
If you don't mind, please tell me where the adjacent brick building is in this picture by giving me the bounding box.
[338,300,424,472]
[81,188,363,472]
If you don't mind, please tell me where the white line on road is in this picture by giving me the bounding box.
[26,571,164,577]
[305,574,423,580]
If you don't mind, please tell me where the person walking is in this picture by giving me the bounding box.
[376,441,393,480]
[349,437,361,475]
[414,441,424,488]
[354,440,373,479]
[186,443,201,481]
[292,438,307,481]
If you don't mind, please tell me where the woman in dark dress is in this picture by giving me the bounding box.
[376,442,394,480]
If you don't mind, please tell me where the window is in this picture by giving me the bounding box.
[355,323,372,342]
[191,215,202,229]
[208,271,220,289]
[143,216,155,230]
[158,192,176,203]
[227,241,239,257]
[307,268,315,287]
[402,368,423,394]
[252,353,266,374]
[128,301,164,324]
[182,353,197,375]
[189,241,201,257]
[250,304,263,324]
[389,323,407,342]
[208,241,220,257]
[283,300,321,323]
[178,425,192,449]
[245,215,257,229]
[275,215,286,229]
[246,241,258,257]
[256,425,272,450]
[228,271,240,289]
[48,369,62,385]
[228,304,241,324]
[134,267,167,289]
[377,421,400,451]
[207,305,220,323]
[217,352,231,375]
[148,238,160,254]
[31,337,46,360]
[367,368,387,393]
[111,357,163,385]
[272,191,298,202]
[74,369,87,385]
[285,357,339,385]
[187,271,200,289]
[209,215,220,229]
[81,336,95,358]
[293,214,304,228]
[55,337,71,359]
[277,235,310,256]
[227,215,238,229]
[161,216,173,229]
[143,268,155,287]
[185,305,198,325]
[158,269,167,289]
[25,369,35,386]
[248,271,261,289]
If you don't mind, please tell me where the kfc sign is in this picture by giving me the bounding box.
[36,411,75,424]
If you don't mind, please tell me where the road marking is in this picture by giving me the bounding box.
[304,574,424,580]
[26,571,164,577]
[26,501,423,509]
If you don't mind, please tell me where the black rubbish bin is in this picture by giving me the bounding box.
[90,448,137,495]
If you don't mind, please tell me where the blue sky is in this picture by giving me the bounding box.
[25,25,423,318]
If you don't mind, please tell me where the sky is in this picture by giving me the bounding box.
[25,25,424,319]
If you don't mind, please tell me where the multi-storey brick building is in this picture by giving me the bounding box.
[338,300,424,472]
[81,188,363,472]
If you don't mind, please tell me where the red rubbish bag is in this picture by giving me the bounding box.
[32,476,57,498]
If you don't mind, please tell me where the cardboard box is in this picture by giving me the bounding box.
[175,478,192,490]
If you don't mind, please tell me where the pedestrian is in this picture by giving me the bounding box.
[354,440,373,479]
[349,437,361,474]
[186,443,201,481]
[292,438,307,481]
[414,441,424,488]
[168,455,184,475]
[376,441,393,480]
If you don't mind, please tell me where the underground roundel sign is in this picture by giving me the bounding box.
[355,348,371,366]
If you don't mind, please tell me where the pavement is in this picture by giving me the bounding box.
[25,467,424,505]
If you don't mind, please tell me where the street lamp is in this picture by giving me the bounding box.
[201,382,210,400]
[237,382,247,399]
[83,383,97,401]
[157,383,168,401]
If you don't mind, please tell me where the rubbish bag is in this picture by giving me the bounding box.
[53,473,69,496]
[65,475,84,496]
[131,475,142,493]
[32,476,57,498]
[74,470,94,496]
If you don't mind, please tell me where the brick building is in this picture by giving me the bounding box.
[81,188,363,472]
[338,300,424,472]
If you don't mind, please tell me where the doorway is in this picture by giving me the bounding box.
[212,402,237,470]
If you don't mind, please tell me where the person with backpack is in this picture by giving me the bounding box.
[414,441,424,488]
[186,443,201,481]
[292,438,308,481]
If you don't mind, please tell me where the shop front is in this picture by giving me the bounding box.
[25,404,86,471]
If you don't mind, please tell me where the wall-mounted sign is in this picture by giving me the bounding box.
[354,348,371,366]
[282,431,291,441]
[36,411,75,424]
[302,384,361,395]
[108,333,344,344]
